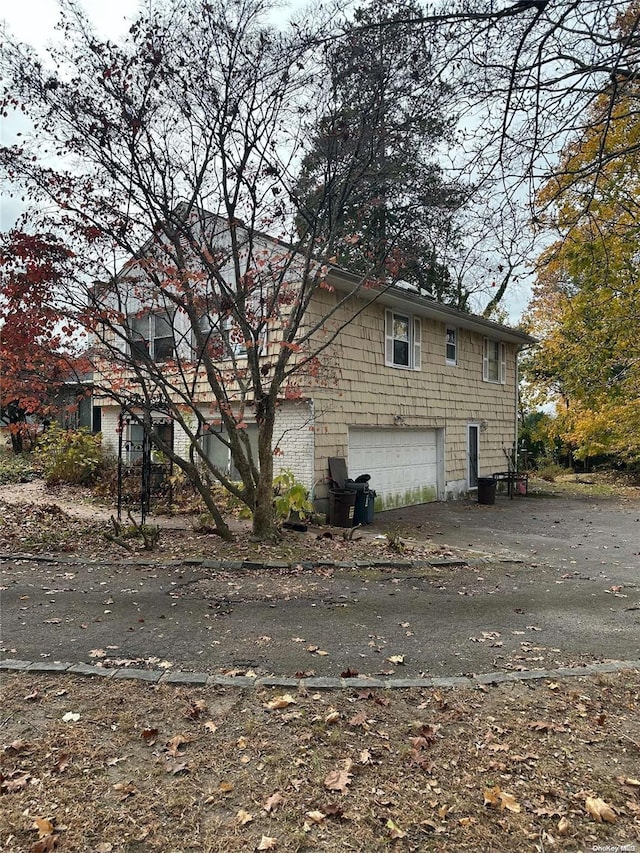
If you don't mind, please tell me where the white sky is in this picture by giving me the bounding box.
[0,0,532,319]
[1,1,143,231]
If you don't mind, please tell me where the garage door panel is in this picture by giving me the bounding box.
[348,427,440,510]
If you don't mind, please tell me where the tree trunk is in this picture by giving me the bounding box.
[251,408,279,541]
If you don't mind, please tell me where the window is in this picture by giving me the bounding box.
[125,419,173,465]
[202,424,259,478]
[130,312,174,361]
[194,314,266,361]
[483,338,506,384]
[446,328,457,365]
[385,309,421,370]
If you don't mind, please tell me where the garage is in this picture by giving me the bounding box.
[348,427,443,510]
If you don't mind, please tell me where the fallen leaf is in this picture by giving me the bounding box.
[557,816,571,835]
[166,761,189,775]
[528,720,567,733]
[263,792,284,813]
[387,655,405,665]
[325,708,340,724]
[141,727,159,745]
[184,699,208,719]
[349,710,368,728]
[165,734,191,757]
[62,712,80,723]
[324,759,353,793]
[618,776,640,788]
[236,809,253,825]
[218,781,234,794]
[585,796,617,823]
[305,810,325,824]
[257,836,277,850]
[203,720,218,734]
[483,785,521,812]
[1,770,31,793]
[4,738,29,753]
[264,694,297,710]
[32,818,55,838]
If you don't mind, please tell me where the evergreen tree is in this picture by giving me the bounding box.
[295,0,462,301]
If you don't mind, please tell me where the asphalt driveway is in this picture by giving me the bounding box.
[1,490,639,679]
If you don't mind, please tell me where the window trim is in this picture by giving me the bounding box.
[445,327,457,365]
[385,309,421,371]
[194,314,267,361]
[482,338,506,384]
[130,311,175,362]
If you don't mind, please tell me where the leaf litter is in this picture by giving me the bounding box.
[1,671,639,850]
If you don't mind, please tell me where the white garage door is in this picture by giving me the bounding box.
[348,427,441,510]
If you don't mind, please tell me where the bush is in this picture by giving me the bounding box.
[273,469,313,520]
[0,451,38,485]
[535,457,572,482]
[36,425,103,486]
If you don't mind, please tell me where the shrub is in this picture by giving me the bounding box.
[36,424,103,486]
[0,451,38,485]
[535,457,572,482]
[273,469,313,520]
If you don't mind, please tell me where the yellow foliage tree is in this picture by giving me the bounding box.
[524,10,640,465]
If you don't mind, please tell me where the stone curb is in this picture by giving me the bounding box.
[0,552,469,570]
[2,657,638,690]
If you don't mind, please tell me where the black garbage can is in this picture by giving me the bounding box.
[477,477,497,505]
[329,489,357,527]
[345,480,369,524]
[363,489,376,523]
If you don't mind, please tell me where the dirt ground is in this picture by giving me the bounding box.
[2,670,640,852]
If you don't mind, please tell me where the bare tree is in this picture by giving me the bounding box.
[1,0,637,539]
[1,0,446,540]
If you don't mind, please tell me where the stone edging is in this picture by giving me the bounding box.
[1,658,638,690]
[0,552,475,570]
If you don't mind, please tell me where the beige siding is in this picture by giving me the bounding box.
[306,293,519,501]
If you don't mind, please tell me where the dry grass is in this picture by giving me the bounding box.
[1,671,640,851]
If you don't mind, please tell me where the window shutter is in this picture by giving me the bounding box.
[385,309,394,366]
[482,338,489,381]
[413,317,421,371]
[500,342,507,384]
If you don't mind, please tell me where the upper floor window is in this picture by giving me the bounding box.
[385,309,421,370]
[194,315,247,361]
[130,312,174,361]
[194,313,267,361]
[446,327,457,365]
[483,338,506,384]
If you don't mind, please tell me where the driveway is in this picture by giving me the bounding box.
[2,490,639,679]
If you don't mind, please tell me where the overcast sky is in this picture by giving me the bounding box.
[1,1,142,230]
[0,0,302,231]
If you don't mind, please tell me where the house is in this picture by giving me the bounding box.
[92,219,535,515]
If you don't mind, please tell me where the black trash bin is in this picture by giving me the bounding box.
[345,480,368,524]
[477,477,497,505]
[329,489,357,527]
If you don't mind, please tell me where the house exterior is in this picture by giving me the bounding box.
[296,272,535,513]
[94,237,535,515]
